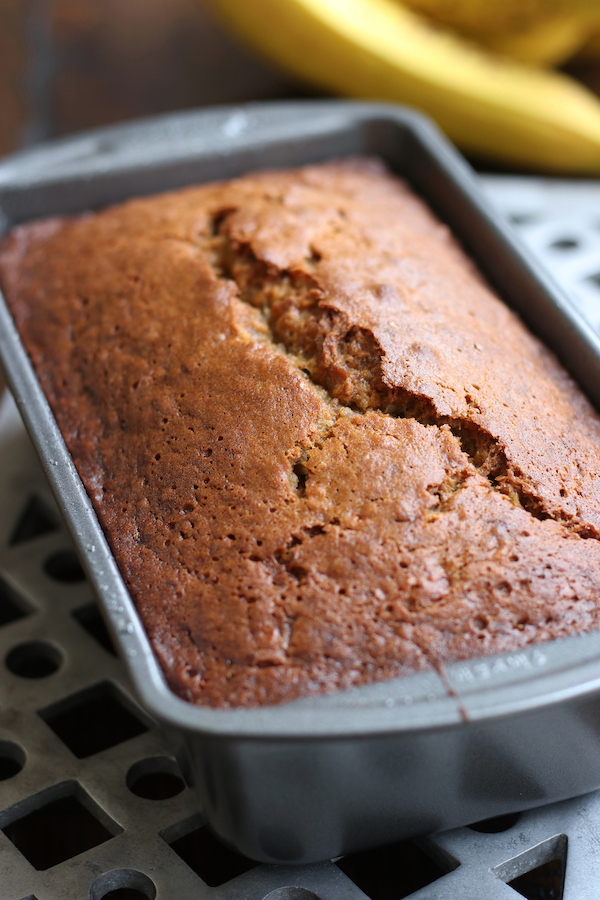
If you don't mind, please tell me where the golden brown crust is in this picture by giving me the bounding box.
[3,157,600,707]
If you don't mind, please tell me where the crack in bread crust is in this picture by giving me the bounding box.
[208,214,584,536]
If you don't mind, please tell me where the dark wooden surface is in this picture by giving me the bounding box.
[0,0,309,157]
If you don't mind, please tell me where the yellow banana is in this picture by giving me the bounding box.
[205,0,600,171]
[481,14,593,66]
[401,0,597,38]
[573,25,600,59]
[402,0,600,66]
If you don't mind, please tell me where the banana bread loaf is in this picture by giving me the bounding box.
[2,158,600,707]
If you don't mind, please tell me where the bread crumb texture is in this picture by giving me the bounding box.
[3,158,600,707]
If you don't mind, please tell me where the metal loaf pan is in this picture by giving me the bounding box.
[2,101,600,866]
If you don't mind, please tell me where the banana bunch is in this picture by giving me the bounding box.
[204,0,600,172]
[402,0,600,66]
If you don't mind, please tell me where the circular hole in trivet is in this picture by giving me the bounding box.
[549,237,579,251]
[468,812,521,833]
[126,757,185,800]
[263,890,322,900]
[97,892,150,900]
[44,549,86,583]
[90,869,156,900]
[5,640,62,678]
[0,740,25,780]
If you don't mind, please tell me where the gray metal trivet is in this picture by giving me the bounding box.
[482,175,600,335]
[1,174,599,900]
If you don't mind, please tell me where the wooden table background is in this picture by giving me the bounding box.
[0,0,312,157]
